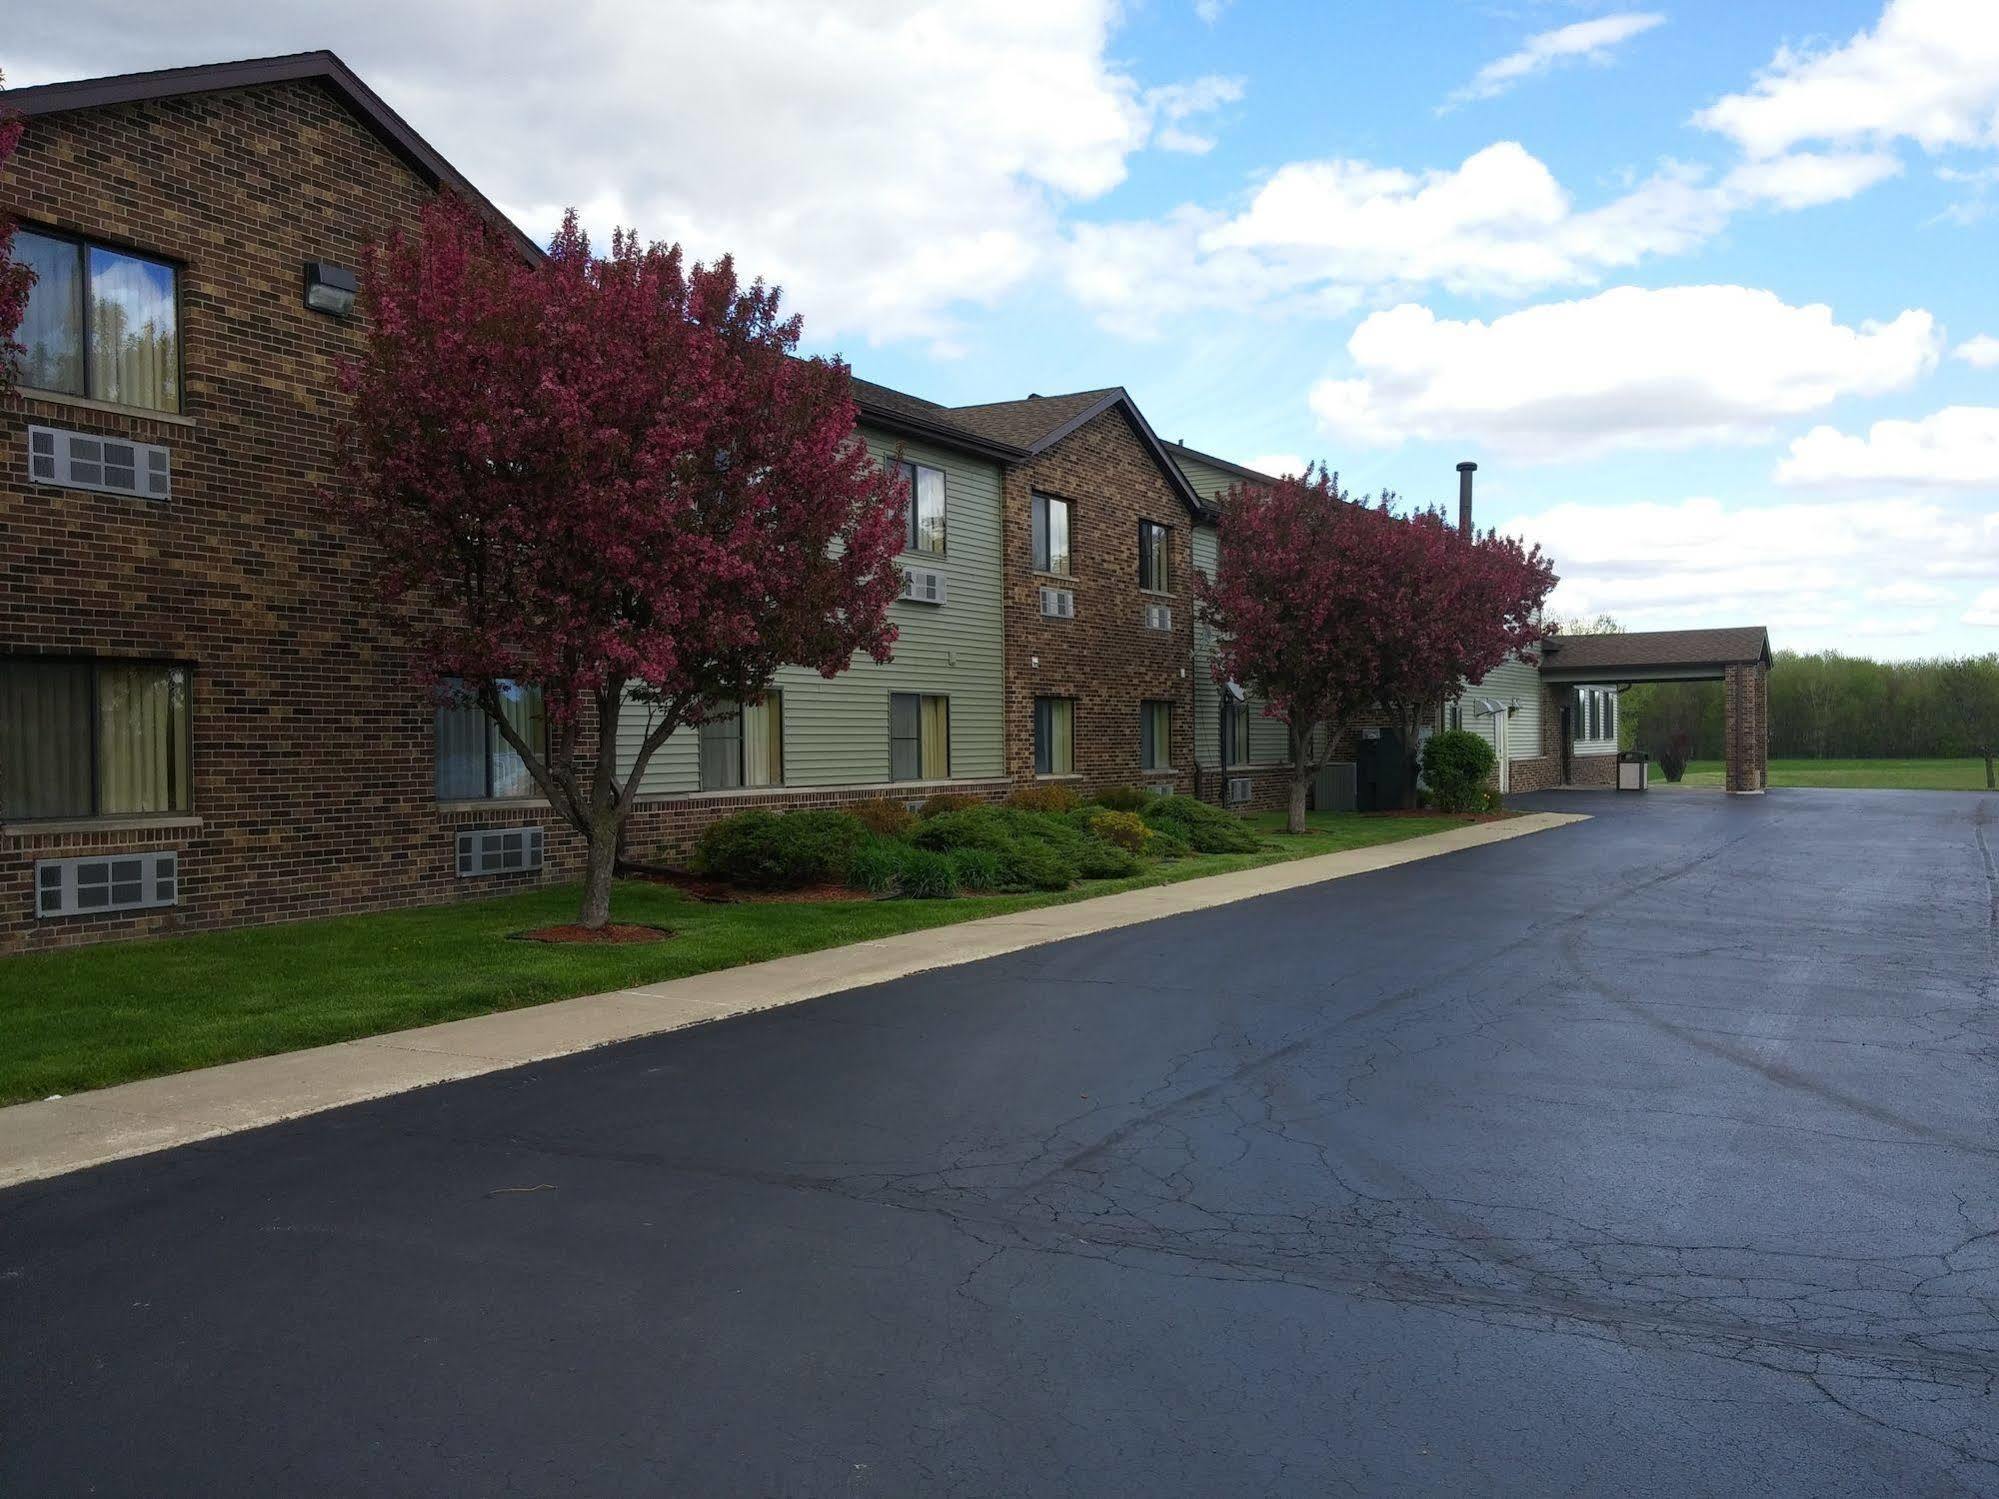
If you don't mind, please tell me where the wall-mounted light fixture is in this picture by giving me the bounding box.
[303,261,359,317]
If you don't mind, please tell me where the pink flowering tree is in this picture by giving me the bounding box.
[1197,468,1555,831]
[338,201,906,929]
[0,78,36,390]
[1372,507,1557,805]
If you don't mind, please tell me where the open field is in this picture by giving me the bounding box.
[0,811,1467,1104]
[1674,758,1995,792]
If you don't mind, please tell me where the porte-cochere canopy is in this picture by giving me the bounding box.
[1539,627,1773,794]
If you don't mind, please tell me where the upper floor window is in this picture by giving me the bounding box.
[1138,520,1172,593]
[0,658,192,820]
[1032,493,1072,576]
[897,460,946,555]
[14,229,181,414]
[436,681,545,800]
[699,694,784,790]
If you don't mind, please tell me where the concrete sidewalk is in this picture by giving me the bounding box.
[0,811,1586,1190]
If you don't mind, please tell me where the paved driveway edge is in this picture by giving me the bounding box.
[0,811,1588,1190]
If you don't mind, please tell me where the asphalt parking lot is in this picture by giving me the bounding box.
[4,787,1995,1496]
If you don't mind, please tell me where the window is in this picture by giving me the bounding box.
[436,681,546,800]
[13,229,181,414]
[1221,693,1250,767]
[1574,687,1616,744]
[1140,700,1172,771]
[0,658,191,820]
[698,694,784,790]
[1034,697,1075,776]
[897,460,946,555]
[889,693,950,781]
[1138,520,1171,592]
[1032,493,1072,576]
[1443,700,1463,732]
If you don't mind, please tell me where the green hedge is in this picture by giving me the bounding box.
[695,810,869,890]
[1422,730,1498,814]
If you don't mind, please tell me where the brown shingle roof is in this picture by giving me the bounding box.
[849,378,1028,462]
[940,389,1123,449]
[1541,627,1771,672]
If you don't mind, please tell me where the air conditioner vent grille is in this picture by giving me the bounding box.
[456,826,545,878]
[37,851,179,918]
[27,424,172,500]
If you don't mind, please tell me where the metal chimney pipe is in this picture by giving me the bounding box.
[1456,461,1477,536]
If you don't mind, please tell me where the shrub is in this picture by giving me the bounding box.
[1422,729,1498,814]
[1007,783,1079,815]
[1480,786,1504,815]
[1087,809,1151,852]
[846,840,906,897]
[913,806,1078,891]
[850,798,917,839]
[1147,825,1192,859]
[1659,730,1692,784]
[1140,794,1262,853]
[1094,784,1152,813]
[897,847,959,899]
[918,791,981,819]
[947,846,1005,892]
[1076,839,1142,880]
[695,808,868,890]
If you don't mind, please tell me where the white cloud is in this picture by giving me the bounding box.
[1966,587,1999,626]
[1194,0,1234,21]
[1144,75,1245,155]
[1310,286,1940,459]
[1777,406,1999,487]
[1505,494,1999,652]
[1954,334,1999,367]
[1246,453,1309,477]
[1062,140,1903,336]
[6,1,1234,347]
[1446,12,1666,109]
[1694,0,1999,158]
[1718,149,1904,208]
[1865,580,1952,604]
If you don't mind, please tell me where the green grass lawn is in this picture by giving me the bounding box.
[0,812,1473,1105]
[1671,757,1996,791]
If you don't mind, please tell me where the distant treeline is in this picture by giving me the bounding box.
[1623,650,1999,761]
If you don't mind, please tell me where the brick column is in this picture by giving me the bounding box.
[1723,662,1768,794]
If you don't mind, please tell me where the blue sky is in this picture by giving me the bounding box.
[10,1,1999,655]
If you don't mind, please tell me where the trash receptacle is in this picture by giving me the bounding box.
[1617,751,1649,791]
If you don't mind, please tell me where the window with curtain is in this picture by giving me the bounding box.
[896,460,946,555]
[698,694,784,790]
[0,658,191,819]
[1221,693,1250,767]
[1140,700,1172,771]
[1032,493,1072,576]
[435,681,546,799]
[889,693,950,781]
[1033,697,1075,776]
[12,229,180,414]
[1138,520,1171,592]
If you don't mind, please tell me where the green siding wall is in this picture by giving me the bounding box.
[1454,656,1544,762]
[1174,452,1249,505]
[616,425,1006,795]
[1190,524,1291,768]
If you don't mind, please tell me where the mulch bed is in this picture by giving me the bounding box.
[513,923,676,945]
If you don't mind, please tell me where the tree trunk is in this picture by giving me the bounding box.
[1985,751,1995,791]
[576,685,631,931]
[578,819,619,929]
[1287,723,1311,835]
